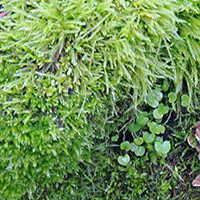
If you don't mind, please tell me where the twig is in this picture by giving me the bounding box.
[165,163,185,184]
[0,11,8,18]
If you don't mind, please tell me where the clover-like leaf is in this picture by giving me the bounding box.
[134,137,144,145]
[135,146,146,157]
[120,141,131,151]
[153,108,163,119]
[155,141,171,154]
[181,94,190,107]
[146,90,163,108]
[136,112,149,125]
[148,122,165,134]
[168,92,176,103]
[130,142,145,157]
[130,142,138,152]
[118,154,130,166]
[143,131,155,143]
[148,122,157,132]
[157,103,169,115]
[111,135,119,142]
[158,125,165,134]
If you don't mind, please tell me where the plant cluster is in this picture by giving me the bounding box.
[111,88,191,166]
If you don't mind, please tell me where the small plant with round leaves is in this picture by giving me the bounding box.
[168,92,191,111]
[114,89,175,166]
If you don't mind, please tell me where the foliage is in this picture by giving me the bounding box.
[114,90,171,166]
[114,87,192,166]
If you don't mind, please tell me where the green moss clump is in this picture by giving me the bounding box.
[0,0,200,199]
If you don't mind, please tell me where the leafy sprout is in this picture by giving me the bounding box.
[118,154,130,166]
[148,122,165,135]
[120,141,132,151]
[146,90,163,108]
[181,94,190,107]
[154,141,171,155]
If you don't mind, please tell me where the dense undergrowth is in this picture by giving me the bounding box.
[0,0,200,199]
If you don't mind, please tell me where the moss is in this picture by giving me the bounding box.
[0,0,200,199]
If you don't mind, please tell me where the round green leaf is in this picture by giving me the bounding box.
[120,141,131,151]
[130,142,138,152]
[136,114,149,125]
[162,141,171,154]
[154,141,171,154]
[158,103,169,115]
[143,132,155,143]
[118,154,130,166]
[148,122,165,134]
[153,108,163,119]
[158,125,165,134]
[135,146,145,157]
[168,92,176,103]
[146,90,163,108]
[181,94,190,107]
[111,135,119,142]
[134,137,144,145]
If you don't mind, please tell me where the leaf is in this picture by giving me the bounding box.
[146,90,163,108]
[168,92,176,103]
[159,125,165,134]
[154,141,171,154]
[153,108,163,119]
[157,103,169,115]
[136,116,149,125]
[120,141,131,151]
[148,122,165,134]
[130,142,138,152]
[135,146,146,157]
[111,135,119,142]
[134,137,144,145]
[181,94,190,107]
[143,132,155,143]
[118,154,130,166]
[136,112,149,125]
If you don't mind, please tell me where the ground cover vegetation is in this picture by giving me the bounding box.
[0,0,200,199]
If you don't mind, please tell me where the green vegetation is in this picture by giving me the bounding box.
[0,0,200,199]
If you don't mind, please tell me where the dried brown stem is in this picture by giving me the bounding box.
[0,11,8,18]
